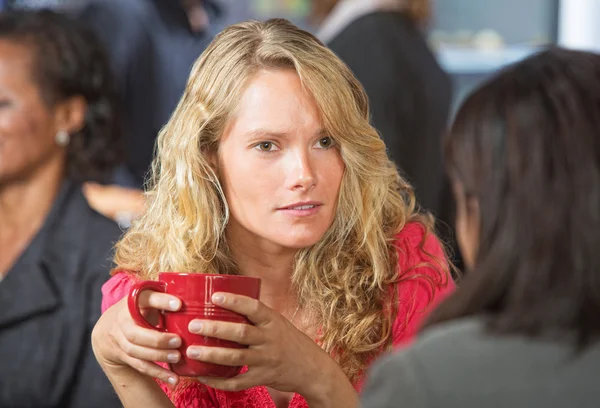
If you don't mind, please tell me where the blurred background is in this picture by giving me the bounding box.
[4,0,600,114]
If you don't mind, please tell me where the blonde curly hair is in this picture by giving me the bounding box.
[114,18,444,382]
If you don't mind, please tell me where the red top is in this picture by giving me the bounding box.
[101,222,454,407]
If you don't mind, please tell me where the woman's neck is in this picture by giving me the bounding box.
[0,165,64,275]
[226,224,299,316]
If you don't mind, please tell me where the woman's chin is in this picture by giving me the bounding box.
[278,233,325,250]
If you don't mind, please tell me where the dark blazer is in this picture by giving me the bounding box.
[79,0,220,187]
[0,182,123,407]
[327,11,453,225]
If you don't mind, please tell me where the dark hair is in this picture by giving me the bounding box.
[428,48,600,348]
[0,9,121,182]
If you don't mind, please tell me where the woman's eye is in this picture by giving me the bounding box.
[255,141,278,152]
[315,136,333,149]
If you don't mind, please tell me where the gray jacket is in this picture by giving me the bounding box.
[361,317,600,408]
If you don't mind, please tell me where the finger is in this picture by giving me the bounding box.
[117,333,182,364]
[82,182,103,196]
[211,293,272,326]
[196,372,257,392]
[188,319,261,345]
[121,318,182,349]
[122,354,179,387]
[139,290,181,312]
[186,346,256,367]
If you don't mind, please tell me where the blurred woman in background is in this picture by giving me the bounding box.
[361,48,600,408]
[0,10,122,407]
[313,0,453,243]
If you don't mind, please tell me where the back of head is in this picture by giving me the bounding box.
[0,9,121,182]
[434,48,600,346]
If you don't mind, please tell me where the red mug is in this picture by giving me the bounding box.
[128,272,261,377]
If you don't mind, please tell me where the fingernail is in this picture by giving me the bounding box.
[189,320,203,332]
[168,337,181,348]
[167,353,179,363]
[168,377,177,385]
[187,348,200,358]
[212,293,224,304]
[169,299,180,310]
[196,377,207,383]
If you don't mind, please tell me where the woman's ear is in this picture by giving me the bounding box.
[53,95,87,135]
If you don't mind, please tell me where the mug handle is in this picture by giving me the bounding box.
[128,281,168,331]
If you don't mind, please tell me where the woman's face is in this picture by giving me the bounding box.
[0,40,64,185]
[218,68,345,252]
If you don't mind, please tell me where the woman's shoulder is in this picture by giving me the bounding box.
[63,183,123,257]
[361,317,485,408]
[390,221,455,346]
[416,317,487,347]
[394,221,439,248]
[373,318,489,383]
[393,221,447,278]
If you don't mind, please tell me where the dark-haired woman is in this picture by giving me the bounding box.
[361,48,600,408]
[0,10,122,407]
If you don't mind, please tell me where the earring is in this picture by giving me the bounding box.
[55,130,70,147]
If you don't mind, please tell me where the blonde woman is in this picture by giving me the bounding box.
[91,19,454,408]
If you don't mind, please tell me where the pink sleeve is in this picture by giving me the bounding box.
[101,271,137,313]
[391,223,455,348]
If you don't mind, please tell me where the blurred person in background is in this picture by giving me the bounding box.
[80,0,222,190]
[361,48,600,408]
[0,10,122,407]
[313,0,452,230]
[80,0,223,226]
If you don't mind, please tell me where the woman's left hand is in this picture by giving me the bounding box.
[186,292,357,406]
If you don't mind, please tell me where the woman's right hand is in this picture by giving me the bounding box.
[91,291,184,385]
